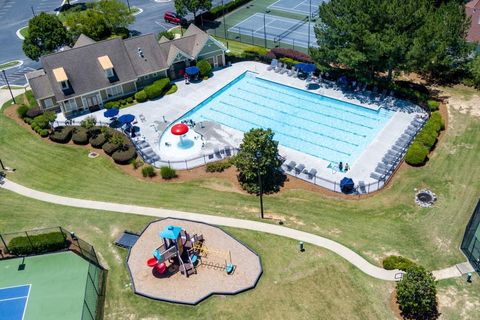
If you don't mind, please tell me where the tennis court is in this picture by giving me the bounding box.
[268,0,325,16]
[0,252,94,320]
[0,285,30,320]
[227,13,317,48]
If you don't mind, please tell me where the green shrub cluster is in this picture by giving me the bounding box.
[104,93,136,109]
[25,90,38,107]
[131,158,144,169]
[279,57,301,68]
[144,78,171,100]
[17,105,29,118]
[157,30,175,40]
[427,99,440,111]
[142,165,156,177]
[206,160,232,172]
[196,59,212,77]
[72,127,89,145]
[30,112,56,137]
[135,90,147,102]
[160,166,177,179]
[102,142,120,155]
[207,0,252,19]
[405,112,444,166]
[165,84,177,95]
[8,231,69,255]
[383,255,416,271]
[89,133,107,148]
[49,126,73,143]
[112,146,137,164]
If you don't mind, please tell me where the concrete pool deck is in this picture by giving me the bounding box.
[59,61,425,189]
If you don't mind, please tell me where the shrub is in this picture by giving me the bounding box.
[49,126,73,143]
[31,115,49,129]
[429,112,444,131]
[396,266,438,320]
[157,30,175,40]
[144,78,171,100]
[206,160,232,172]
[72,127,89,145]
[165,84,177,95]
[38,129,49,137]
[279,57,301,68]
[160,166,177,179]
[415,130,437,149]
[269,47,313,63]
[17,105,29,118]
[383,256,416,271]
[197,59,212,77]
[119,99,127,106]
[25,90,38,107]
[142,165,156,177]
[126,96,134,104]
[135,90,147,102]
[112,146,137,165]
[427,100,440,111]
[405,142,429,166]
[102,142,120,155]
[206,0,251,19]
[89,133,107,148]
[26,106,43,118]
[8,232,69,255]
[80,116,96,130]
[244,47,269,56]
[131,158,144,169]
[104,101,119,109]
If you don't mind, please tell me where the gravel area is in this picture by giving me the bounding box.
[127,218,262,304]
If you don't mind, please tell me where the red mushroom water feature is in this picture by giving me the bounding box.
[171,123,189,146]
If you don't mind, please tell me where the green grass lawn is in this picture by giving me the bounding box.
[19,26,29,39]
[0,60,21,70]
[1,96,479,272]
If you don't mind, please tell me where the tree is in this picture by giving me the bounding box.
[233,128,285,194]
[196,59,212,77]
[396,266,438,320]
[157,31,175,41]
[174,0,212,22]
[65,10,111,41]
[312,0,470,81]
[22,13,71,61]
[95,0,135,30]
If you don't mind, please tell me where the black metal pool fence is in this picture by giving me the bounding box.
[0,227,107,320]
[461,199,480,271]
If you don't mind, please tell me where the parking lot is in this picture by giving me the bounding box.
[0,0,228,86]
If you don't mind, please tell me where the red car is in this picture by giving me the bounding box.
[164,11,187,25]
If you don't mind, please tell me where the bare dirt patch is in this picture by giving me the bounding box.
[389,289,403,320]
[434,85,480,118]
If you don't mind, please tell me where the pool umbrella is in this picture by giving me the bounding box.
[118,114,135,125]
[295,63,316,74]
[171,123,189,145]
[340,177,355,194]
[185,66,200,76]
[104,107,119,118]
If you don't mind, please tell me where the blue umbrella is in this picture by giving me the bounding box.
[104,107,119,118]
[340,177,355,193]
[295,63,316,73]
[118,114,135,125]
[185,66,200,76]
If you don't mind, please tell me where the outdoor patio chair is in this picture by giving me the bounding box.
[386,149,401,157]
[280,65,288,74]
[391,144,405,153]
[275,62,283,73]
[286,161,296,171]
[370,172,386,181]
[375,166,389,175]
[139,114,146,123]
[405,128,417,136]
[307,168,317,179]
[377,162,389,170]
[358,181,366,193]
[288,67,296,77]
[378,89,388,101]
[267,59,278,71]
[294,163,305,175]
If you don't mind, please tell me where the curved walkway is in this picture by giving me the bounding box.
[1,178,403,281]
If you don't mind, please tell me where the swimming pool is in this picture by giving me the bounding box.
[177,72,394,166]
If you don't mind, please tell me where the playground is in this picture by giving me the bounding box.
[126,218,262,304]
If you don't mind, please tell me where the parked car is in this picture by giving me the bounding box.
[164,11,187,25]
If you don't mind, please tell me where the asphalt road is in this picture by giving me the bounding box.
[0,0,226,86]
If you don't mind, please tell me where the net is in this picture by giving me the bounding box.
[274,16,309,43]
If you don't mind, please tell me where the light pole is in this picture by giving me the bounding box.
[30,6,36,17]
[126,0,131,12]
[263,12,267,49]
[2,70,16,104]
[307,0,311,49]
[222,0,228,48]
[255,150,264,219]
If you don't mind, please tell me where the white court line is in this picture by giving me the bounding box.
[0,296,28,302]
[22,285,31,320]
[0,284,30,291]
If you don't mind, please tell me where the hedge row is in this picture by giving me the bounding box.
[104,95,135,109]
[144,78,171,100]
[383,255,416,271]
[197,59,212,77]
[49,126,74,143]
[405,112,444,166]
[206,160,232,172]
[8,232,69,255]
[269,47,313,63]
[204,0,252,20]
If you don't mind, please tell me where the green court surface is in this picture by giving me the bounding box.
[0,252,91,320]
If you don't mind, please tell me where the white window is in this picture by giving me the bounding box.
[43,98,54,108]
[106,85,123,98]
[63,99,77,111]
[105,68,114,78]
[61,81,69,90]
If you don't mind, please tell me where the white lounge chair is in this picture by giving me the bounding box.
[267,59,278,71]
[275,62,283,73]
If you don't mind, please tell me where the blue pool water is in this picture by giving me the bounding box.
[179,72,394,165]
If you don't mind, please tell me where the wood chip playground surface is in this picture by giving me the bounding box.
[0,252,92,320]
[127,218,262,305]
